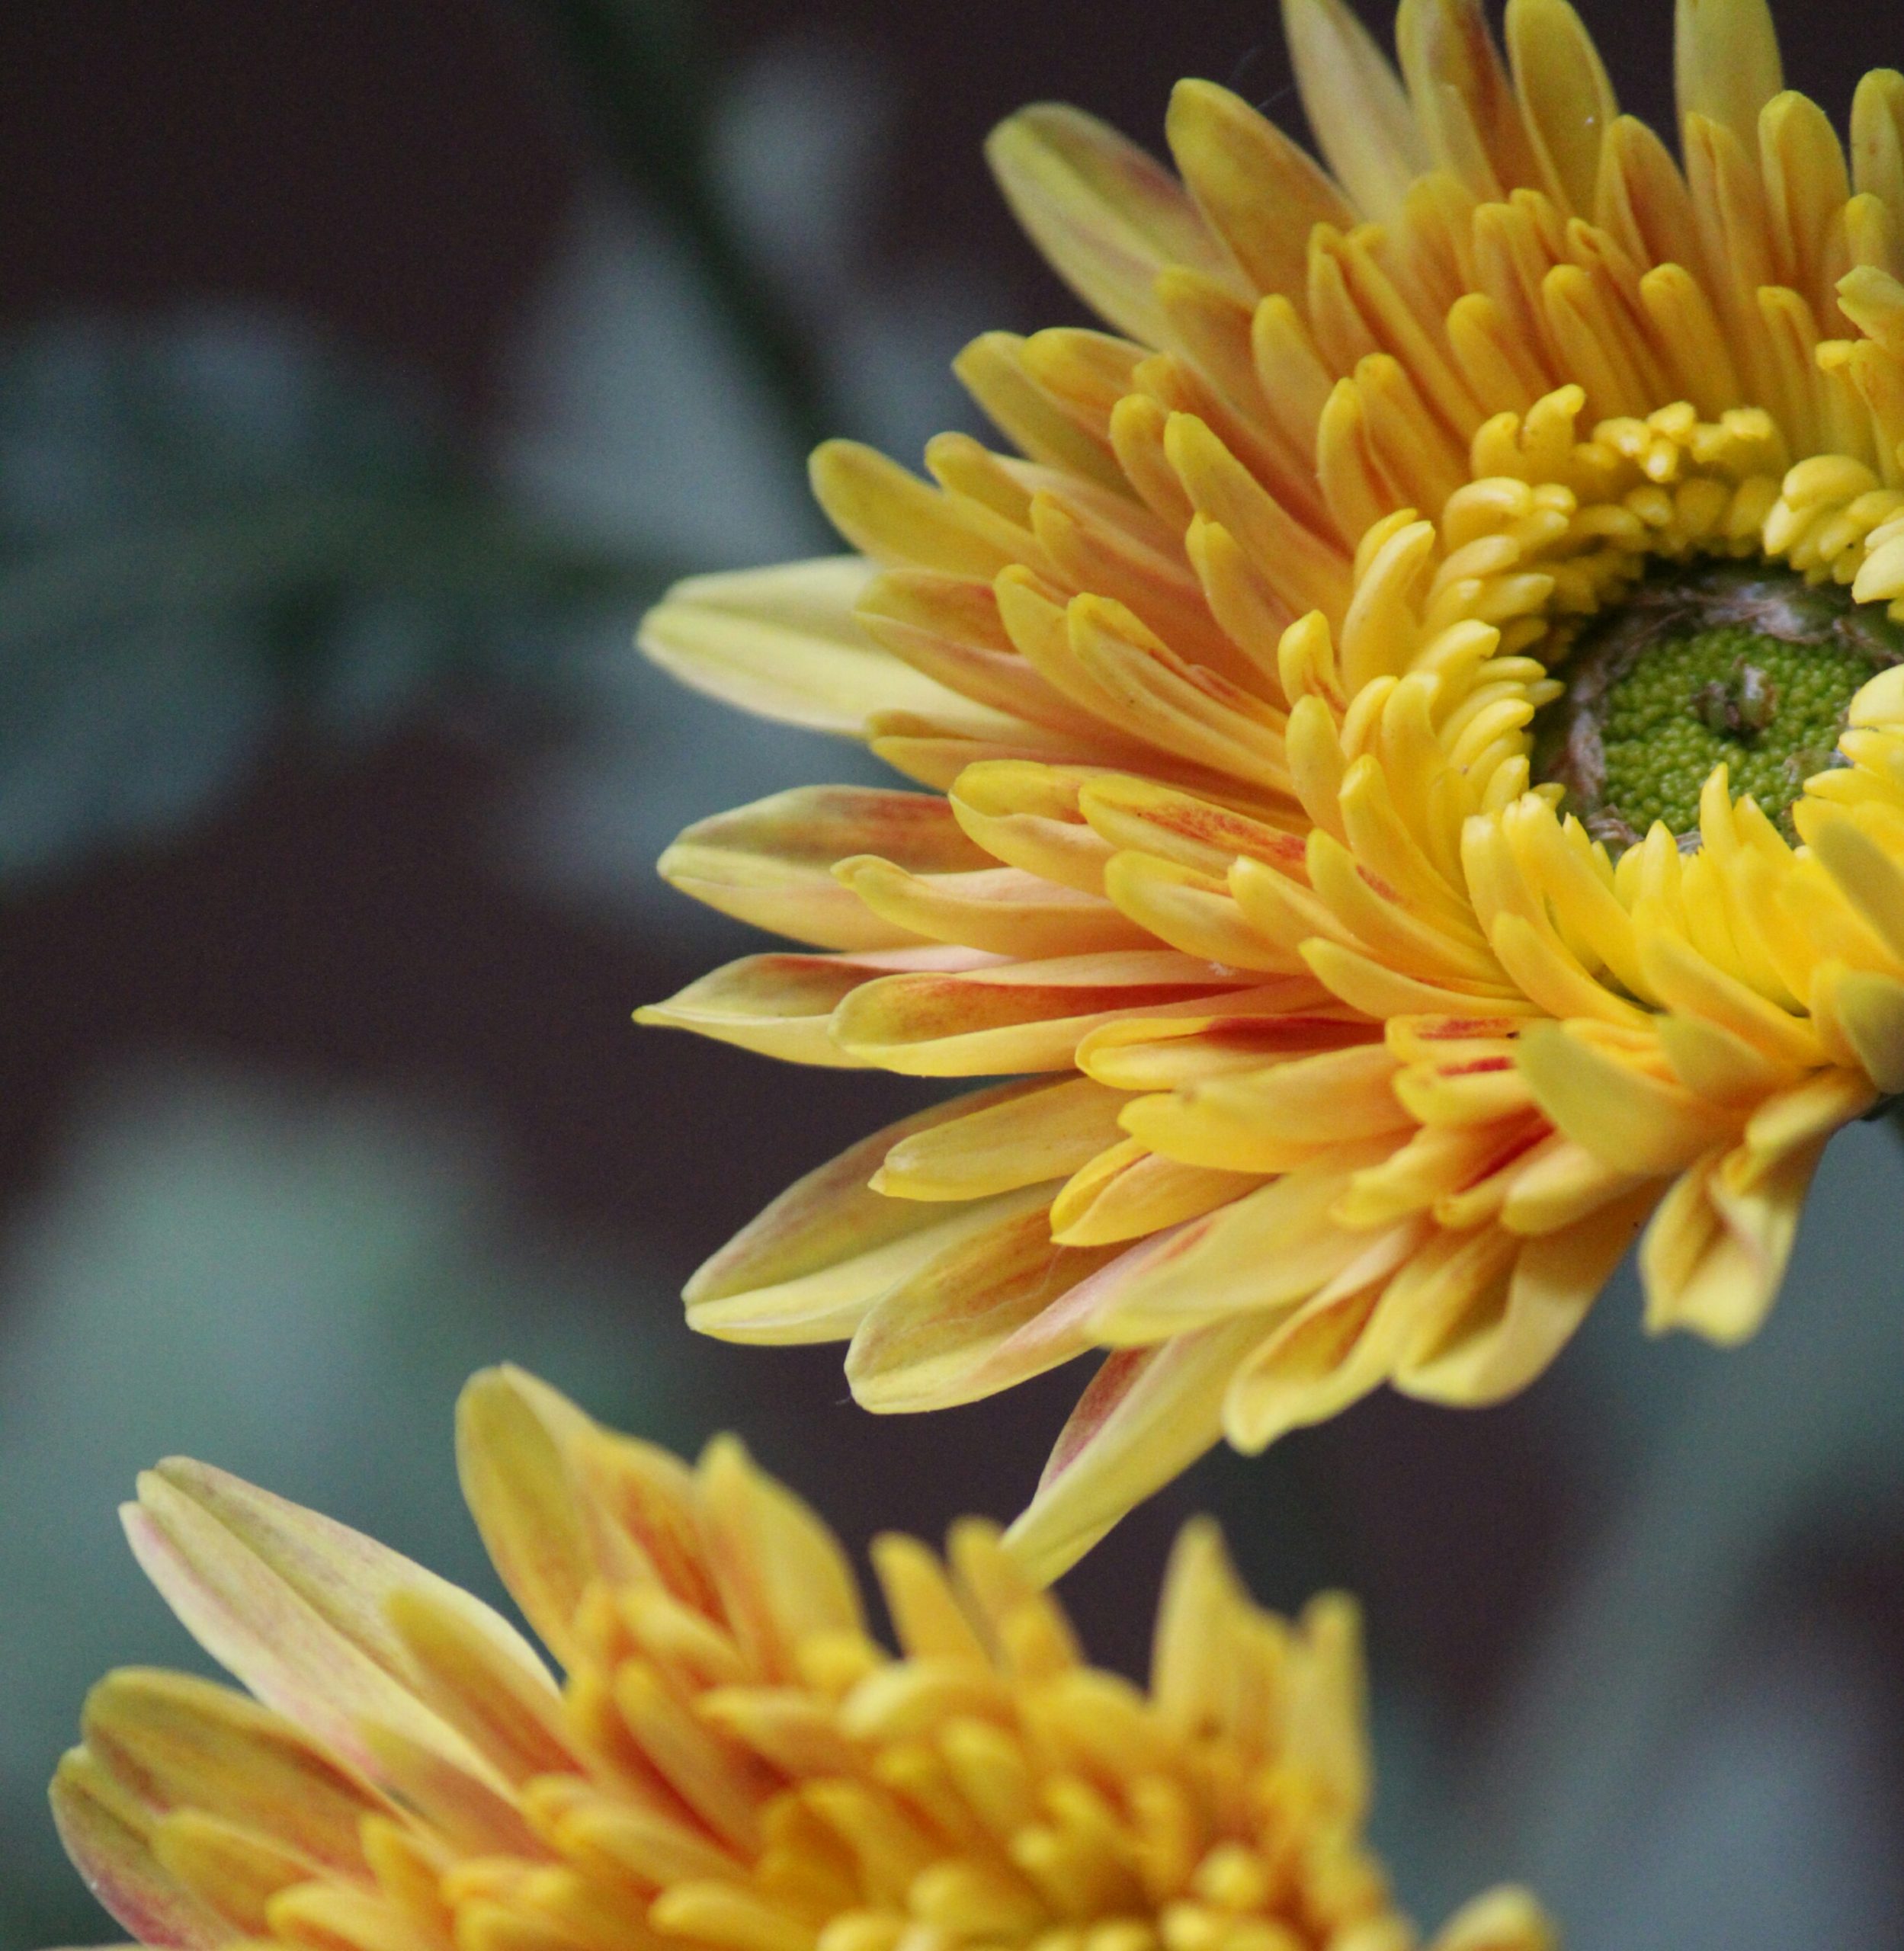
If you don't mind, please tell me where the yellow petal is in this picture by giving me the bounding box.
[151,1811,321,1933]
[384,1584,575,1786]
[1101,851,1303,971]
[455,1366,596,1669]
[638,950,947,1068]
[1399,1190,1653,1403]
[950,1230,1181,1403]
[953,331,1132,491]
[1640,1133,1823,1344]
[1398,0,1542,203]
[831,951,1250,1076]
[1637,928,1822,1068]
[869,704,1114,790]
[1515,1020,1734,1173]
[640,558,962,735]
[1851,68,1904,213]
[836,856,1154,959]
[122,1460,524,1790]
[1078,1005,1367,1091]
[1505,0,1618,216]
[1220,1260,1412,1451]
[846,1189,1122,1411]
[1282,0,1430,223]
[1760,91,1851,317]
[1835,262,1904,363]
[874,1077,1133,1201]
[1127,1045,1410,1171]
[1005,1318,1268,1583]
[684,1086,1059,1343]
[1050,1140,1263,1245]
[811,443,1018,580]
[1737,1066,1875,1182]
[1675,0,1782,152]
[661,786,986,951]
[868,1534,992,1667]
[1165,79,1354,297]
[1806,806,1904,966]
[1086,1139,1397,1341]
[1430,1885,1559,1951]
[50,1742,227,1951]
[1824,964,1904,1090]
[695,1434,867,1679]
[1149,1516,1252,1728]
[856,569,1111,739]
[986,104,1239,348]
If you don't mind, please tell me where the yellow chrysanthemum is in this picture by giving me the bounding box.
[637,0,1904,1576]
[50,1367,1543,1951]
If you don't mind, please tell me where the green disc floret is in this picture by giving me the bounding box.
[1594,624,1867,838]
[1531,563,1904,850]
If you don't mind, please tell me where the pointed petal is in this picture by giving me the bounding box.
[638,950,977,1068]
[954,331,1131,489]
[874,1077,1133,1201]
[1825,966,1904,1091]
[1397,1189,1655,1403]
[454,1366,598,1670]
[1640,1132,1824,1344]
[1515,1020,1733,1173]
[835,857,1154,959]
[1675,0,1782,152]
[986,104,1237,347]
[1505,0,1618,216]
[1165,80,1354,298]
[1430,1886,1559,1951]
[953,1229,1190,1400]
[50,1744,226,1950]
[847,1189,1123,1411]
[149,1809,321,1932]
[812,441,1020,580]
[832,952,1251,1077]
[1852,68,1904,213]
[1283,0,1431,222]
[695,1435,867,1682]
[122,1462,527,1787]
[90,1668,387,1853]
[660,787,987,951]
[1050,1140,1262,1245]
[1088,1142,1395,1342]
[640,557,967,736]
[1004,1318,1268,1583]
[1398,0,1543,201]
[684,1084,1055,1344]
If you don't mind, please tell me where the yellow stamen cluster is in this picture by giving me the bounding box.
[50,1370,1547,1951]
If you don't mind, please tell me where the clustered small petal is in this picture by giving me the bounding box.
[50,1370,1544,1951]
[636,0,1904,1575]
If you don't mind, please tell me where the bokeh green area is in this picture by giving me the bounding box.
[3,3,1903,1949]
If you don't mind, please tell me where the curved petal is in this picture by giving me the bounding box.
[640,558,967,735]
[1005,1318,1268,1582]
[986,104,1239,347]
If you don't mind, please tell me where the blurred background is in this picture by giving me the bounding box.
[3,2,1902,1944]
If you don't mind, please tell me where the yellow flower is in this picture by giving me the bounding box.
[50,1367,1543,1951]
[638,0,1904,1576]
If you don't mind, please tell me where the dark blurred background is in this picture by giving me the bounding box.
[4,3,1903,1945]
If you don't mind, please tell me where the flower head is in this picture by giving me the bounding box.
[639,0,1904,1575]
[51,1368,1542,1951]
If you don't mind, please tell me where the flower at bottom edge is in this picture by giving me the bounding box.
[50,1366,1547,1951]
[635,0,1904,1578]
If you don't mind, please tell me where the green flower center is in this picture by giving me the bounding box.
[1530,564,1904,850]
